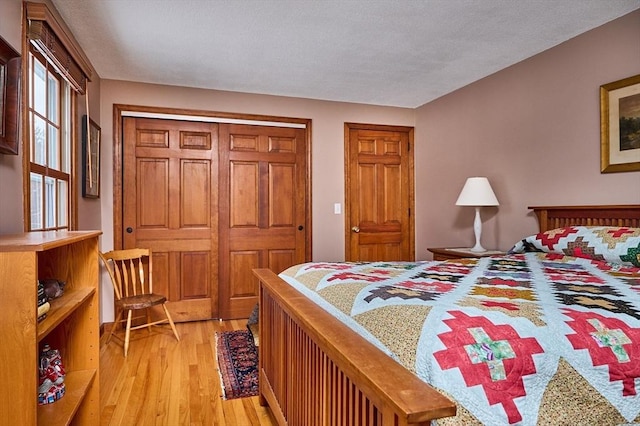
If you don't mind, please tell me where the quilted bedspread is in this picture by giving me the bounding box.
[279,253,640,425]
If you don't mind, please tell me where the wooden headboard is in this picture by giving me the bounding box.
[529,205,640,232]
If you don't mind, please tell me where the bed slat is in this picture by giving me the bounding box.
[256,269,456,426]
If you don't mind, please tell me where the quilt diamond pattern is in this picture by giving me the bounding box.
[279,253,640,425]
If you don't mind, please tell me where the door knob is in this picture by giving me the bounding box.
[351,226,360,233]
[126,227,133,233]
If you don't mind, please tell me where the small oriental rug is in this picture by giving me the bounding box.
[215,329,259,400]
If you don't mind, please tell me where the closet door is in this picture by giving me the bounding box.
[218,124,308,319]
[122,117,219,321]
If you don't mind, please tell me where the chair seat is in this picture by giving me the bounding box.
[117,293,167,310]
[100,248,179,357]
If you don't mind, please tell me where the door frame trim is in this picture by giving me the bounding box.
[343,122,415,261]
[113,104,313,260]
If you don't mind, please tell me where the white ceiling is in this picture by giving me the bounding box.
[51,0,640,108]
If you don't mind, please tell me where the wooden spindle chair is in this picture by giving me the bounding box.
[99,248,180,357]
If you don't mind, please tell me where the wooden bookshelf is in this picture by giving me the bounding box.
[0,230,101,426]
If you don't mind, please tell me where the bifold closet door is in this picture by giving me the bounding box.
[218,123,308,319]
[122,117,219,321]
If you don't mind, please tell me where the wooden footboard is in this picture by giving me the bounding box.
[253,268,456,426]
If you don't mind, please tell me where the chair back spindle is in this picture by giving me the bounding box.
[99,247,179,357]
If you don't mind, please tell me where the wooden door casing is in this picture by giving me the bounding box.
[345,123,415,262]
[219,124,308,319]
[115,105,311,322]
[122,117,219,321]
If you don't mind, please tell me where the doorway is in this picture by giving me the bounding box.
[114,105,311,320]
[344,123,415,261]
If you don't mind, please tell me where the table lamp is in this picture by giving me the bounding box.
[455,177,499,252]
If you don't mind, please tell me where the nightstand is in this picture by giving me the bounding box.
[428,247,505,261]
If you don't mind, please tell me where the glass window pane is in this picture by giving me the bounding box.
[57,181,68,227]
[30,173,43,230]
[28,47,72,231]
[60,88,70,173]
[45,176,56,229]
[47,74,59,123]
[33,59,46,116]
[48,124,59,170]
[33,115,46,166]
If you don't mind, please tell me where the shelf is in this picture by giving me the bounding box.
[37,369,96,426]
[0,231,100,425]
[37,288,95,342]
[0,230,102,253]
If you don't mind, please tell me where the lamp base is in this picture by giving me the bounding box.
[471,207,486,253]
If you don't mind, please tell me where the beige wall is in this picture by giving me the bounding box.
[2,3,639,323]
[98,84,414,322]
[0,0,24,234]
[0,0,101,235]
[415,9,640,256]
[98,81,415,261]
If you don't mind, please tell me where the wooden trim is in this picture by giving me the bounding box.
[344,122,415,261]
[70,90,78,230]
[112,103,313,252]
[25,2,93,83]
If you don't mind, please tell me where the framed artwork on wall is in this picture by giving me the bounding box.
[82,115,101,198]
[0,35,21,155]
[600,74,640,173]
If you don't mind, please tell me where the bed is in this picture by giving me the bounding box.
[253,205,640,426]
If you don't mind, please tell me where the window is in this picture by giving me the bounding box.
[28,49,71,231]
[24,1,93,232]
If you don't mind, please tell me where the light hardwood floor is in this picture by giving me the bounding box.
[100,319,276,426]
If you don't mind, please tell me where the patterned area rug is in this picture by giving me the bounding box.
[215,329,259,400]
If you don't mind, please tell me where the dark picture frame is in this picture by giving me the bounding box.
[82,115,101,198]
[600,74,640,173]
[0,35,21,155]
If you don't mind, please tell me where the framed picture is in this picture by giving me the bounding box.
[0,35,21,155]
[82,115,101,198]
[600,74,640,173]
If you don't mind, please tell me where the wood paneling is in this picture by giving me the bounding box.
[114,105,311,321]
[220,124,308,319]
[123,117,218,321]
[345,123,414,262]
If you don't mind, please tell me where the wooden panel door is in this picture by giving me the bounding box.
[219,124,308,319]
[345,123,414,261]
[123,117,219,321]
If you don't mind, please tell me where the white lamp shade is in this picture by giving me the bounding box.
[455,177,499,206]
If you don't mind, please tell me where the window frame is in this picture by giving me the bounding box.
[25,47,75,231]
[22,1,92,232]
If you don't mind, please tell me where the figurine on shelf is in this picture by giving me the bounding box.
[40,278,65,300]
[37,344,66,405]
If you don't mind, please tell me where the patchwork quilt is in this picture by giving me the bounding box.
[279,252,640,425]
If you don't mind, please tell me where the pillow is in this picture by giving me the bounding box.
[509,226,640,267]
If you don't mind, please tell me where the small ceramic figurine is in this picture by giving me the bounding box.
[37,344,66,405]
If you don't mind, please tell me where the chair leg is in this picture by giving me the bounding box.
[124,309,133,357]
[146,308,152,334]
[107,308,124,344]
[162,304,180,341]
